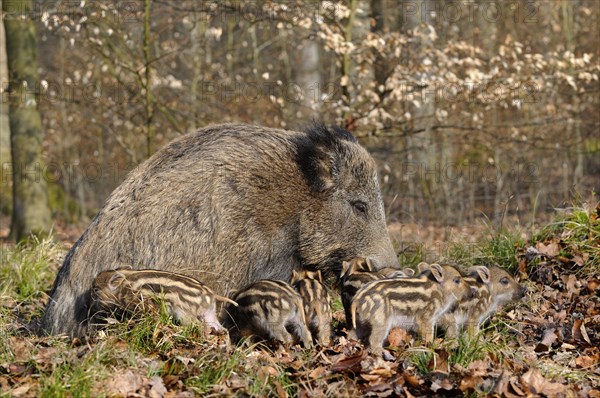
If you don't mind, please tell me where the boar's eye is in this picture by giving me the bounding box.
[453,277,461,285]
[500,277,509,285]
[351,200,368,217]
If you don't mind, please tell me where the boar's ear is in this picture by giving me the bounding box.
[290,269,301,285]
[403,268,416,277]
[469,266,490,284]
[315,270,323,283]
[296,123,356,194]
[341,261,351,277]
[297,148,338,194]
[429,263,445,283]
[417,262,430,273]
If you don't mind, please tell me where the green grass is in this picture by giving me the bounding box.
[532,205,599,275]
[449,334,500,367]
[397,241,427,268]
[38,350,102,398]
[405,347,435,374]
[445,229,525,271]
[0,236,60,303]
[186,341,298,397]
[404,334,501,375]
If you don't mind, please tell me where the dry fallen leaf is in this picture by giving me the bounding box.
[148,376,167,398]
[9,383,32,398]
[520,368,566,398]
[308,366,327,379]
[108,370,145,396]
[536,241,559,258]
[575,353,600,369]
[587,279,600,294]
[572,319,592,344]
[257,365,279,381]
[331,351,367,373]
[540,327,559,347]
[459,374,482,392]
[387,328,411,347]
[273,380,288,398]
[430,375,454,392]
[430,349,449,373]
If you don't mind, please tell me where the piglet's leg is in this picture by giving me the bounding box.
[268,325,296,346]
[287,317,313,349]
[366,324,388,355]
[418,320,436,344]
[202,311,227,335]
[318,322,332,346]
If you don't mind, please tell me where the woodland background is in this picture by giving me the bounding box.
[0,2,599,396]
[0,0,599,240]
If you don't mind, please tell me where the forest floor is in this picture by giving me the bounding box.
[0,204,598,397]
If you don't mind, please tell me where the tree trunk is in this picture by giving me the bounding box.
[295,41,321,117]
[3,0,52,241]
[370,0,387,88]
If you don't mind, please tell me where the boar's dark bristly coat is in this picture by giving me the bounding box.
[41,123,399,336]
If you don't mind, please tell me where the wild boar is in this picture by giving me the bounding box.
[222,279,312,347]
[340,257,381,326]
[377,267,415,278]
[350,263,472,354]
[340,257,411,327]
[90,268,237,334]
[440,265,525,337]
[290,269,332,345]
[40,123,399,336]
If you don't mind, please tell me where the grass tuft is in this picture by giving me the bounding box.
[0,236,61,305]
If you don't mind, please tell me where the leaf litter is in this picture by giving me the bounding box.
[0,205,599,397]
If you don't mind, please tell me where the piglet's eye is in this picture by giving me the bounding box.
[453,277,461,285]
[500,278,509,285]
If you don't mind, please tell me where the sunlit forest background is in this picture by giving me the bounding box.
[1,0,599,236]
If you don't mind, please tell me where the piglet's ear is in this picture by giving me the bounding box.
[403,268,416,277]
[108,272,124,291]
[341,261,351,277]
[417,262,430,273]
[468,266,490,284]
[315,270,323,283]
[365,258,377,272]
[290,269,301,285]
[430,263,445,283]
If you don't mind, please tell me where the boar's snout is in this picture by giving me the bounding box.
[366,239,399,270]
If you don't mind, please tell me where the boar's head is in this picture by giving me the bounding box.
[294,124,399,278]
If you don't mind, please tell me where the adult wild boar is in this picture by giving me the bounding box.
[41,123,399,336]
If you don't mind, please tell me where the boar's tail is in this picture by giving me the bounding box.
[214,294,238,307]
